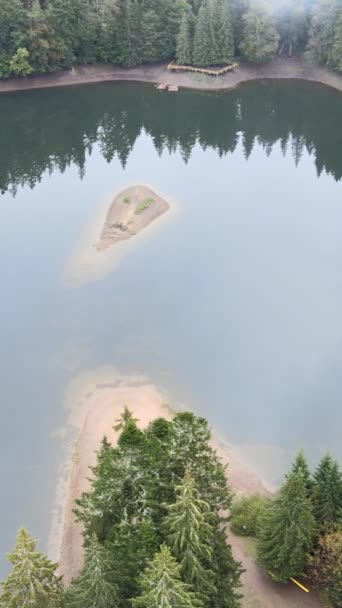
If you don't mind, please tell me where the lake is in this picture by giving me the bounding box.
[0,79,342,572]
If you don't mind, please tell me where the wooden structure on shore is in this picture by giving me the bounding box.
[167,61,238,76]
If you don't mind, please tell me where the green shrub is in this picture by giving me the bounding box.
[123,196,131,204]
[134,198,154,215]
[230,495,271,537]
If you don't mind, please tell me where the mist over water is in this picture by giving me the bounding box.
[0,80,341,574]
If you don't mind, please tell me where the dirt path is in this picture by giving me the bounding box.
[230,532,323,608]
[0,57,342,95]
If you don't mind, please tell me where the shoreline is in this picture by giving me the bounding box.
[0,57,342,95]
[53,368,271,586]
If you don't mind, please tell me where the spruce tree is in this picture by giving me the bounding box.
[0,528,62,608]
[176,10,193,65]
[164,471,214,601]
[211,528,243,608]
[305,0,336,66]
[132,544,203,608]
[193,1,214,66]
[313,457,342,527]
[288,449,313,495]
[240,0,278,63]
[332,10,342,72]
[213,0,234,63]
[113,405,139,432]
[257,471,316,581]
[63,535,120,608]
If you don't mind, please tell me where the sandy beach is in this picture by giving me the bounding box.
[1,57,342,96]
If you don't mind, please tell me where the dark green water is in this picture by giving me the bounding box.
[0,79,342,571]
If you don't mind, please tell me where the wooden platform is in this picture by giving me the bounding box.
[167,62,238,76]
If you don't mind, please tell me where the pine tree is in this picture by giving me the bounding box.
[213,0,234,63]
[0,528,62,608]
[288,449,313,495]
[240,0,278,63]
[257,471,316,581]
[164,471,215,601]
[114,405,139,432]
[211,528,243,608]
[313,457,342,527]
[332,9,342,72]
[176,10,193,65]
[193,1,214,66]
[305,0,336,66]
[132,544,203,608]
[63,535,120,608]
[168,413,232,514]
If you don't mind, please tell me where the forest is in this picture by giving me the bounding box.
[1,410,341,607]
[0,0,342,79]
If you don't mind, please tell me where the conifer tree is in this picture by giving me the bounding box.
[257,471,316,581]
[168,413,232,514]
[193,1,214,66]
[305,0,336,66]
[0,528,62,608]
[240,0,278,63]
[288,449,313,495]
[114,405,139,432]
[63,535,120,608]
[332,10,342,72]
[164,471,214,601]
[176,10,193,65]
[211,528,243,608]
[213,0,234,63]
[313,457,342,527]
[132,544,203,608]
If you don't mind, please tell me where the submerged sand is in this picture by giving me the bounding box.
[96,185,169,251]
[64,184,175,287]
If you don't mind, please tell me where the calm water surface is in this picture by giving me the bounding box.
[0,80,342,571]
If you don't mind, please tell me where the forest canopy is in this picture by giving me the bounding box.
[0,0,342,78]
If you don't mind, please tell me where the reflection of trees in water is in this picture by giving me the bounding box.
[1,80,341,196]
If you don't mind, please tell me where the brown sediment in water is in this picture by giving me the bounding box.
[96,185,169,251]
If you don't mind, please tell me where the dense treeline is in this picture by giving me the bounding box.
[231,450,342,607]
[0,410,244,607]
[1,0,342,77]
[1,411,341,606]
[1,79,342,196]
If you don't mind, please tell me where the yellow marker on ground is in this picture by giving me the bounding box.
[289,577,309,593]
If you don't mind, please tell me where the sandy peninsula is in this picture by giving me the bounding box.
[55,368,270,585]
[53,368,323,607]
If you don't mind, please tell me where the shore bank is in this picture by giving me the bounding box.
[1,57,342,95]
[54,368,270,586]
